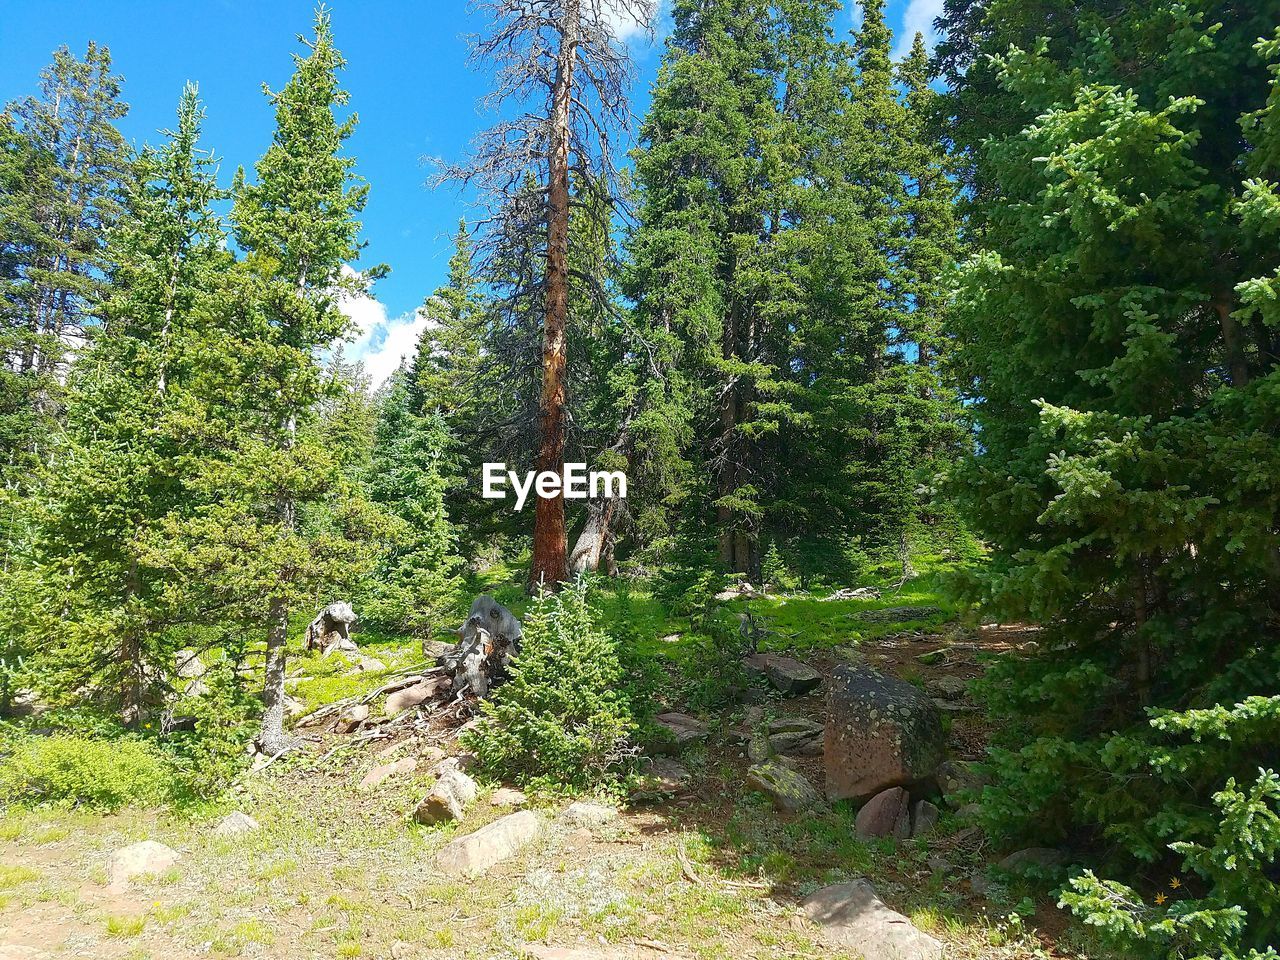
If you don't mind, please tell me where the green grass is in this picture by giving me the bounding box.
[106,914,148,937]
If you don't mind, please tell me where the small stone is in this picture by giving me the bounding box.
[350,655,386,673]
[932,697,977,714]
[915,649,946,665]
[926,856,952,874]
[334,702,370,734]
[413,768,478,824]
[802,879,943,960]
[655,712,709,748]
[660,633,682,643]
[745,759,820,813]
[385,678,448,716]
[910,800,939,837]
[936,760,985,805]
[212,812,259,837]
[417,745,448,765]
[925,675,968,699]
[106,841,180,890]
[768,717,824,735]
[490,787,528,808]
[359,756,418,791]
[768,728,823,755]
[744,653,822,696]
[855,786,911,839]
[956,802,983,821]
[634,758,691,799]
[559,802,618,828]
[435,810,542,877]
[998,847,1067,873]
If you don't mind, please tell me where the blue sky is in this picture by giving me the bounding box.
[0,0,943,383]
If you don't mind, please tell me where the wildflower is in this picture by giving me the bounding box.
[1154,892,1168,905]
[1169,878,1181,889]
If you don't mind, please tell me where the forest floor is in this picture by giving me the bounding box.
[0,580,1099,960]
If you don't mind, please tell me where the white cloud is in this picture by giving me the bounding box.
[603,0,661,43]
[892,0,945,61]
[338,270,435,389]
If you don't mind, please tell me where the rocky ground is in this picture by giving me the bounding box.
[0,606,1092,960]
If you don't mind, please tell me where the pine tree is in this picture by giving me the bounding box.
[943,1,1280,953]
[0,43,131,475]
[21,84,228,723]
[193,9,388,755]
[362,365,462,639]
[627,0,789,574]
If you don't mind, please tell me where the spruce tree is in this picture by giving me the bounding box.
[21,84,228,723]
[0,43,131,474]
[362,365,462,639]
[943,1,1280,953]
[197,9,387,755]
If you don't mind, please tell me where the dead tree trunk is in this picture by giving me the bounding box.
[529,0,580,592]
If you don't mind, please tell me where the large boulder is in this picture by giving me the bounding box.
[802,880,943,960]
[106,840,180,890]
[436,810,542,877]
[824,666,945,801]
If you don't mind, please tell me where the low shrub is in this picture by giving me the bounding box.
[0,733,173,810]
[464,578,640,791]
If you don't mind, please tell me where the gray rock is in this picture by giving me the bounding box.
[910,799,939,837]
[744,653,822,696]
[106,841,180,890]
[926,675,968,699]
[413,767,477,824]
[558,802,619,828]
[855,786,911,839]
[824,665,945,801]
[768,717,824,735]
[212,812,259,837]
[655,711,709,748]
[956,802,983,821]
[769,728,824,755]
[999,847,1067,872]
[436,810,542,877]
[932,697,977,714]
[635,758,691,799]
[935,759,985,805]
[175,649,206,679]
[745,759,820,813]
[802,879,943,960]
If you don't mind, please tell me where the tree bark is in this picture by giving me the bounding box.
[529,0,579,591]
[259,412,297,755]
[569,496,616,576]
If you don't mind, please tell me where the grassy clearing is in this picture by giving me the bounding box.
[0,571,1100,959]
